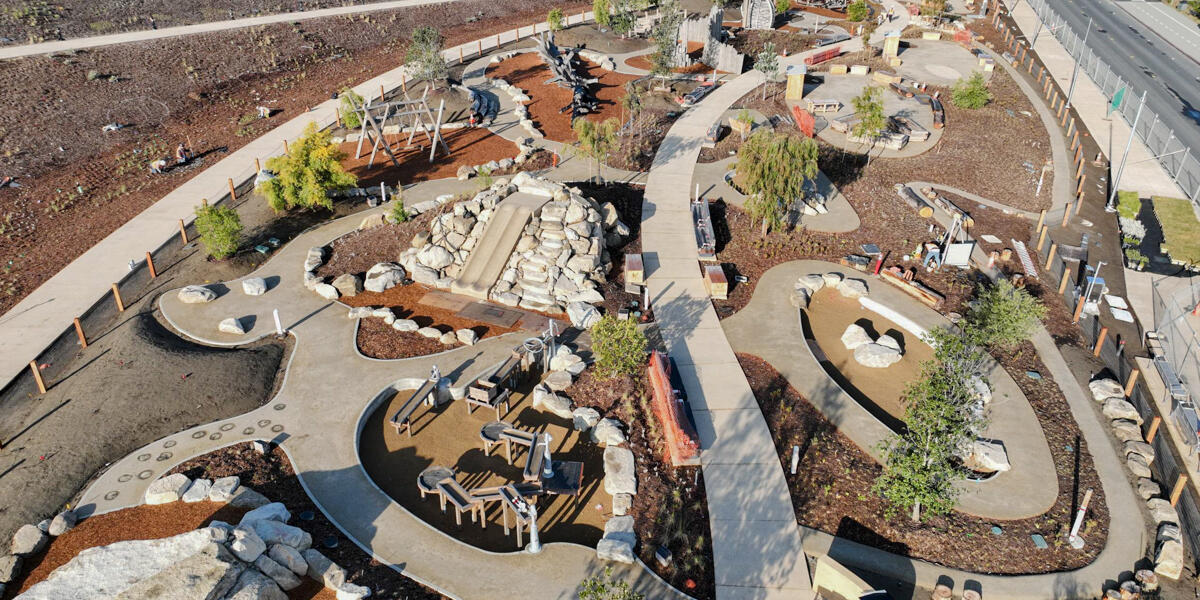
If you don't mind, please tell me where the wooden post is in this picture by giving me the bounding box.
[1072,292,1086,323]
[29,360,45,395]
[1036,225,1049,251]
[402,76,407,94]
[1037,209,1047,231]
[1027,56,1034,74]
[496,33,501,48]
[478,40,482,56]
[380,84,386,101]
[112,283,125,312]
[335,106,342,127]
[1061,107,1069,127]
[1074,192,1085,217]
[1093,327,1108,357]
[459,46,464,64]
[146,251,157,278]
[1171,474,1189,506]
[255,157,261,172]
[1125,369,1140,397]
[1147,415,1162,443]
[1061,203,1072,226]
[283,139,289,153]
[74,317,87,349]
[178,219,188,244]
[1076,159,1084,179]
[1045,242,1057,268]
[1071,130,1079,150]
[228,178,237,201]
[1058,268,1072,294]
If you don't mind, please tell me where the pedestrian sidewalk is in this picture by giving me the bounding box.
[1003,0,1182,200]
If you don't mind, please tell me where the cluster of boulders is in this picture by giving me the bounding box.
[485,57,542,139]
[400,172,627,317]
[303,246,408,302]
[1089,377,1179,579]
[789,271,869,310]
[527,346,636,563]
[0,509,78,596]
[176,279,269,337]
[840,323,903,369]
[347,305,478,346]
[455,137,541,181]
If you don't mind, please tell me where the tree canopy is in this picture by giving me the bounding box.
[952,71,993,109]
[851,85,886,141]
[735,129,819,235]
[965,278,1046,348]
[406,26,447,82]
[259,122,356,212]
[573,117,620,182]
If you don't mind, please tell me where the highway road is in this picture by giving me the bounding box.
[1033,0,1200,192]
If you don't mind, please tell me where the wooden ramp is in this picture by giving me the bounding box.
[451,192,548,301]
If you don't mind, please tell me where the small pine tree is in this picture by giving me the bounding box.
[548,7,565,31]
[952,71,992,109]
[338,88,364,129]
[775,0,792,14]
[591,313,648,379]
[594,0,612,27]
[579,568,645,600]
[847,0,868,21]
[851,85,887,163]
[194,203,242,260]
[754,41,780,100]
[736,130,819,236]
[259,123,357,212]
[406,26,447,83]
[573,117,619,182]
[389,201,409,224]
[966,279,1047,349]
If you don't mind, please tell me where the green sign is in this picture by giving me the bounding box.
[1109,86,1126,115]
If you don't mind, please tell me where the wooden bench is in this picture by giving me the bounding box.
[388,379,437,438]
[466,386,511,419]
[436,479,480,527]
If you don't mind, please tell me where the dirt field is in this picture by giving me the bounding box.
[803,288,934,425]
[359,380,608,551]
[485,51,636,142]
[739,353,1108,575]
[0,0,586,317]
[340,127,523,186]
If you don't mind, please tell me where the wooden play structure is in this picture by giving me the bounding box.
[647,351,701,467]
[347,86,449,170]
[388,377,440,438]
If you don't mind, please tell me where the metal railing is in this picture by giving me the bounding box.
[1019,0,1200,205]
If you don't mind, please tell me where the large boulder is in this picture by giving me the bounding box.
[456,329,479,346]
[795,274,826,293]
[566,301,601,329]
[393,319,419,332]
[613,493,633,516]
[1138,478,1162,500]
[1125,440,1155,464]
[242,277,267,296]
[1148,498,1180,526]
[239,502,291,528]
[0,554,20,583]
[1126,454,1152,478]
[417,327,442,339]
[304,247,326,272]
[364,262,406,293]
[218,317,245,335]
[313,283,339,300]
[544,370,573,392]
[254,554,303,591]
[532,385,574,419]
[17,528,245,600]
[1111,419,1143,443]
[268,544,308,576]
[417,245,454,270]
[1088,378,1124,402]
[10,524,46,556]
[854,343,902,368]
[48,510,77,536]
[838,278,869,298]
[225,568,286,600]
[145,473,191,505]
[209,476,240,502]
[410,264,440,285]
[875,334,902,353]
[592,418,627,446]
[302,549,347,589]
[573,407,601,431]
[822,272,844,287]
[596,517,637,564]
[596,538,636,564]
[178,285,217,304]
[230,526,267,562]
[840,324,873,350]
[331,273,363,297]
[963,440,1011,473]
[181,479,212,503]
[1102,398,1143,424]
[229,487,272,509]
[1156,539,1184,580]
[603,446,637,496]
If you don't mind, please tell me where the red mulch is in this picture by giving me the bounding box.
[340,127,520,187]
[484,52,636,142]
[738,353,1107,574]
[348,283,521,359]
[623,54,718,74]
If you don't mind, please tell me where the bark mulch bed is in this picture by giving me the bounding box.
[564,367,713,599]
[484,52,637,143]
[738,353,1108,574]
[623,54,718,74]
[339,126,523,188]
[0,0,585,317]
[727,29,818,57]
[167,442,444,599]
[610,107,678,173]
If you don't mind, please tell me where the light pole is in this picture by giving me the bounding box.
[1106,91,1149,212]
[1065,17,1092,111]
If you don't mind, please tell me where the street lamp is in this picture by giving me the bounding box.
[1065,17,1092,111]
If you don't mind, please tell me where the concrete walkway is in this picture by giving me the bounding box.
[78,199,688,600]
[639,45,872,600]
[0,0,458,59]
[722,259,1058,520]
[0,11,595,392]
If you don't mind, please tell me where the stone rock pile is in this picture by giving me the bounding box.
[839,323,903,369]
[789,271,869,309]
[346,306,478,347]
[456,137,542,181]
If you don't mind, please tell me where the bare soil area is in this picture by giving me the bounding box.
[564,366,713,599]
[168,442,444,599]
[803,288,935,425]
[739,353,1108,574]
[339,127,523,187]
[0,0,585,316]
[552,23,653,55]
[485,51,636,142]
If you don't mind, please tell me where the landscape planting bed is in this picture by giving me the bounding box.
[339,127,525,187]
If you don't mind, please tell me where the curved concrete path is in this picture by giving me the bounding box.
[722,259,1057,519]
[79,199,689,600]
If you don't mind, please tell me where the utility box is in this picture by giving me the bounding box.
[785,64,808,100]
[883,30,901,58]
[703,265,728,299]
[624,253,644,286]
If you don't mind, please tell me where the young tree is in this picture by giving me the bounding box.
[859,21,878,57]
[966,278,1047,349]
[847,0,868,21]
[754,41,780,100]
[649,0,683,81]
[194,203,242,260]
[338,88,364,129]
[735,130,819,236]
[594,0,612,27]
[573,117,620,183]
[873,327,989,522]
[920,0,948,18]
[952,71,993,109]
[591,314,648,379]
[548,7,566,31]
[851,85,887,163]
[775,0,792,14]
[620,85,643,122]
[610,8,636,36]
[259,122,357,212]
[406,26,447,83]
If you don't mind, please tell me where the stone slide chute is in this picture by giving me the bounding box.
[451,192,548,300]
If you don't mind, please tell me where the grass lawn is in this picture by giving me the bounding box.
[1154,196,1200,265]
[1117,190,1141,220]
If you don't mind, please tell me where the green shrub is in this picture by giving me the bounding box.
[951,71,992,109]
[259,122,356,212]
[965,279,1046,349]
[194,204,242,260]
[775,0,792,14]
[591,313,648,379]
[406,26,447,82]
[389,200,409,223]
[339,88,364,129]
[847,0,868,21]
[1116,190,1141,220]
[579,567,645,600]
[548,7,565,31]
[594,0,611,27]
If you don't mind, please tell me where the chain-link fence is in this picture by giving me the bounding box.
[1154,277,1200,406]
[1020,0,1200,204]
